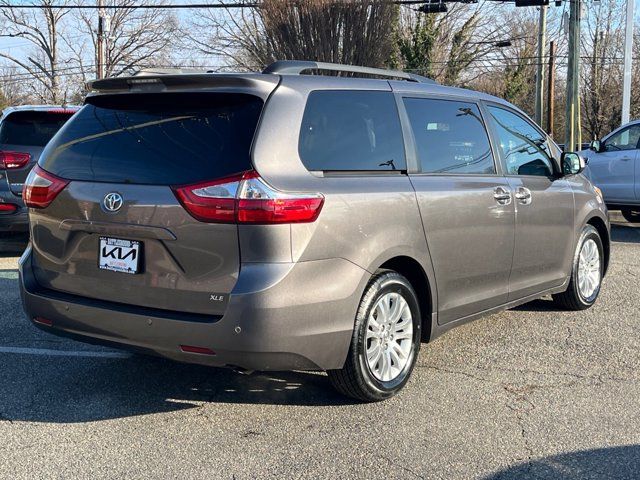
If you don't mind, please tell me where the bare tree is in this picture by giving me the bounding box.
[631,27,640,121]
[72,0,179,79]
[0,65,33,106]
[464,9,544,118]
[396,3,507,85]
[580,0,625,140]
[0,0,72,103]
[498,12,538,109]
[189,0,399,71]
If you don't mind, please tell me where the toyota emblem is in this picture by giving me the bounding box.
[103,192,123,212]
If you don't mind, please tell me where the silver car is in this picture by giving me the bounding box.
[19,61,609,401]
[582,120,640,222]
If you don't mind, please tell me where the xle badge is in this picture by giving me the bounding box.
[210,294,225,302]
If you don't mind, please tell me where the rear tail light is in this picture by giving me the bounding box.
[0,151,31,170]
[22,165,69,209]
[0,203,18,214]
[172,171,324,224]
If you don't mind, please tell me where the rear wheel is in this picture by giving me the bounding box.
[552,225,603,310]
[328,271,421,402]
[621,208,640,224]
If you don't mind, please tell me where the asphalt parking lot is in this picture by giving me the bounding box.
[1,214,639,480]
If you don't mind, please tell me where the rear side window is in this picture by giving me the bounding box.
[40,93,263,185]
[299,90,406,171]
[0,111,74,147]
[403,98,495,174]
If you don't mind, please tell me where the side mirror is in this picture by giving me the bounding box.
[590,140,602,152]
[561,151,587,176]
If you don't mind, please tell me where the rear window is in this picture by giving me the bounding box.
[299,90,406,171]
[0,110,75,147]
[39,93,263,185]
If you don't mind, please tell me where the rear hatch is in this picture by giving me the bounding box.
[29,91,266,316]
[0,109,76,196]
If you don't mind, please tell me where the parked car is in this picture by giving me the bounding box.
[19,61,610,402]
[581,120,640,223]
[0,105,78,235]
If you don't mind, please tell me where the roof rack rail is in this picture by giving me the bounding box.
[262,60,436,84]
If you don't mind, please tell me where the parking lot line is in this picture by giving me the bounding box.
[0,346,131,359]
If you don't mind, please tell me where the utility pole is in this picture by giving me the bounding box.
[565,0,581,151]
[622,0,635,125]
[534,5,547,127]
[96,0,108,79]
[547,40,555,137]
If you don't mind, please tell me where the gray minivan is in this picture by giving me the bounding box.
[19,61,610,401]
[0,106,78,234]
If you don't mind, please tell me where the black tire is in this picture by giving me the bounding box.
[621,208,640,224]
[552,225,603,311]
[327,271,421,402]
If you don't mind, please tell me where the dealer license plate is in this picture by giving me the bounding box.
[98,237,141,274]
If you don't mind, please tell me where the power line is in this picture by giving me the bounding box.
[0,2,260,9]
[1,55,634,85]
[0,0,470,8]
[0,53,636,83]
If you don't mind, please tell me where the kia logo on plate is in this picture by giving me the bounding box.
[103,192,124,212]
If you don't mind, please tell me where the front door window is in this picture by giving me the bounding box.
[604,125,640,152]
[487,106,554,177]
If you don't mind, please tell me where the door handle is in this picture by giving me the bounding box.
[515,187,532,205]
[493,186,512,205]
[621,157,633,161]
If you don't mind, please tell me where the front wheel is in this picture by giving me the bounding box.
[552,225,603,310]
[327,271,421,402]
[621,208,640,224]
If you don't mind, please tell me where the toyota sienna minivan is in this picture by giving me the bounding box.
[19,61,610,401]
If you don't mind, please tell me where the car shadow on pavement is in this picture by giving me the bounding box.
[512,298,559,312]
[483,445,640,480]
[0,352,358,423]
[0,233,28,257]
[610,223,640,244]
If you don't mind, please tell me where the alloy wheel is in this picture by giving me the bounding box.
[365,292,413,382]
[577,238,601,300]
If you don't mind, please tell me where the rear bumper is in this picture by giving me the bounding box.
[19,246,367,371]
[0,187,27,233]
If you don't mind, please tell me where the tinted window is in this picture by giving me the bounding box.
[299,91,406,171]
[487,106,554,177]
[0,111,74,147]
[403,98,495,174]
[604,125,640,151]
[40,93,262,185]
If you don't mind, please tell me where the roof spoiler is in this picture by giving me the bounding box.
[263,60,436,84]
[86,73,279,99]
